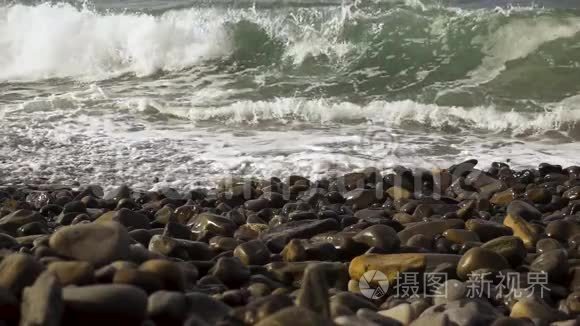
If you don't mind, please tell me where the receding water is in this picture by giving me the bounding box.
[1,0,580,189]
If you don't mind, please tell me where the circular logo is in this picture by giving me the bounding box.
[359,270,389,299]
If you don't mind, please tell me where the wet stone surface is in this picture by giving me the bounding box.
[0,160,580,325]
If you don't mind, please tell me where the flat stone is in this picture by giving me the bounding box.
[148,234,212,260]
[349,253,461,287]
[113,268,162,293]
[443,229,480,244]
[456,247,510,280]
[465,219,512,242]
[353,224,400,251]
[20,271,63,326]
[49,221,130,266]
[397,219,465,244]
[62,284,148,325]
[481,236,527,267]
[47,261,94,286]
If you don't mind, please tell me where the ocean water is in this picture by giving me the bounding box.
[1,0,580,190]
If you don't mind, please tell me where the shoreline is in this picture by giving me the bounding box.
[1,159,580,325]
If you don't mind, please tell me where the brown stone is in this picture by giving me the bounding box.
[138,260,186,291]
[503,211,539,250]
[349,253,460,287]
[490,189,516,206]
[397,219,465,244]
[47,261,94,286]
[113,268,162,293]
[20,272,63,326]
[49,222,130,266]
[456,247,510,280]
[0,253,43,297]
[443,229,480,244]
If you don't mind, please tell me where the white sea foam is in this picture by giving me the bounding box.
[2,88,580,189]
[0,3,231,80]
[0,2,356,81]
[156,98,580,138]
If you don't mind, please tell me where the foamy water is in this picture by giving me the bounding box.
[1,0,580,189]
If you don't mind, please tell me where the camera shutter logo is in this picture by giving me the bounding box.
[359,270,389,299]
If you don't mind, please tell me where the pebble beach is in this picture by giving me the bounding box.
[1,160,580,325]
[3,0,580,325]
